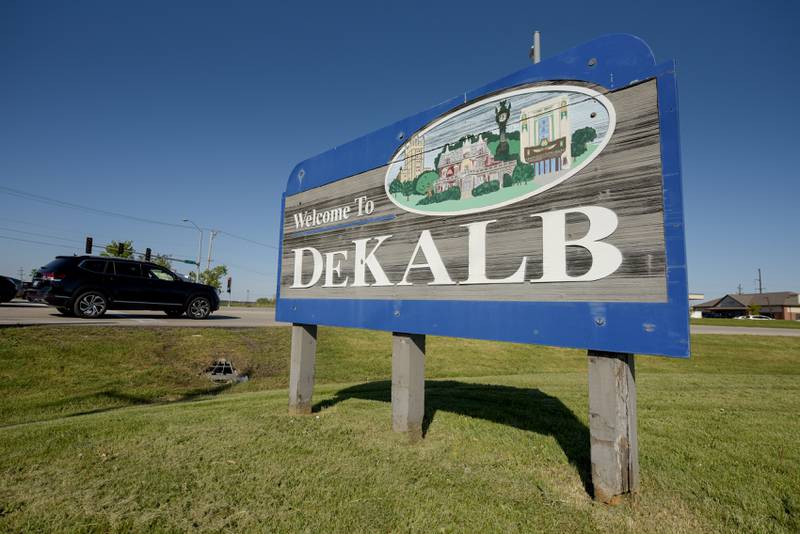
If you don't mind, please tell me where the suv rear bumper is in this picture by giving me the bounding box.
[25,287,71,306]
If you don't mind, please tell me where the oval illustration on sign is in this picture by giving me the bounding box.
[385,85,616,216]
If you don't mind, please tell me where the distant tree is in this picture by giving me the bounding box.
[100,240,134,258]
[189,265,228,290]
[151,254,173,270]
[502,173,513,188]
[571,127,597,158]
[414,171,439,196]
[29,268,38,279]
[747,304,762,316]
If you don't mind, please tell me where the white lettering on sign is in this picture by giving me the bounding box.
[534,206,622,282]
[459,219,527,284]
[290,206,623,289]
[291,247,323,288]
[397,230,456,286]
[293,196,377,230]
[352,235,393,287]
[323,250,349,288]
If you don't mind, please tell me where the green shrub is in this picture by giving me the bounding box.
[415,171,439,195]
[472,180,500,197]
[417,186,461,205]
[571,127,597,158]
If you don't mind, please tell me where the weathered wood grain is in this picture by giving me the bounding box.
[279,79,666,303]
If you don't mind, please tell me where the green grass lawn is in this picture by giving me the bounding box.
[1,326,798,532]
[691,317,800,329]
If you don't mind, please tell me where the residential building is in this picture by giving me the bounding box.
[692,292,800,320]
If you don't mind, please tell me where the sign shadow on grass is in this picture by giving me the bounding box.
[313,379,592,494]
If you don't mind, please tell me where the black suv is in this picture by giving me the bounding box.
[29,256,220,319]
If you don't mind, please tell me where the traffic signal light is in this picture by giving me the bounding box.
[145,248,152,262]
[117,242,125,256]
[226,276,232,293]
[85,237,93,254]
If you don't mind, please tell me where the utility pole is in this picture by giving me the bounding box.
[246,289,250,304]
[18,267,24,282]
[182,218,203,283]
[206,230,219,270]
[529,30,541,64]
[757,269,763,294]
[737,284,742,295]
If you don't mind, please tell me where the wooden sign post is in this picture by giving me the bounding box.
[278,34,688,502]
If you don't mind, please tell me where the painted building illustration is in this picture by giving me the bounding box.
[434,137,517,197]
[519,96,571,176]
[398,135,425,182]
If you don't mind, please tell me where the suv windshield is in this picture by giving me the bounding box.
[144,266,176,281]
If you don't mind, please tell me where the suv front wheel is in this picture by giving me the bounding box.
[73,291,107,318]
[186,296,212,320]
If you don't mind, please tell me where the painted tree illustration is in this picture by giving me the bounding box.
[415,171,439,197]
[571,127,597,158]
[512,161,534,185]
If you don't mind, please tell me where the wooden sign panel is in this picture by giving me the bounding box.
[276,34,689,358]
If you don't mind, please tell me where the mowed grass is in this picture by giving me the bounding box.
[691,317,800,329]
[0,327,799,532]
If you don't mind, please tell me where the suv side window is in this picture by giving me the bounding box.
[113,262,142,278]
[79,259,108,274]
[145,266,176,282]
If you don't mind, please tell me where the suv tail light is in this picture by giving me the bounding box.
[41,272,66,282]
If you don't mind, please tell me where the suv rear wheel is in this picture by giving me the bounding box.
[73,291,107,318]
[186,296,211,320]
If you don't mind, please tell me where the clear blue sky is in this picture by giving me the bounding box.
[1,0,797,300]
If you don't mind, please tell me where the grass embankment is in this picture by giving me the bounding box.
[691,317,800,329]
[1,327,799,532]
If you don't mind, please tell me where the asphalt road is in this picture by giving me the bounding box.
[689,325,800,336]
[2,301,800,336]
[0,300,284,327]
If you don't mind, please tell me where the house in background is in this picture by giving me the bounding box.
[692,292,800,320]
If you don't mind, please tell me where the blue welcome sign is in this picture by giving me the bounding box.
[276,34,689,358]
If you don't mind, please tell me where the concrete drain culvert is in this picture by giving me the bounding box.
[203,358,249,383]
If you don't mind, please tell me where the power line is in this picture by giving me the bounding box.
[0,226,272,277]
[0,226,193,263]
[217,230,277,250]
[0,216,198,252]
[0,186,192,229]
[212,259,274,278]
[0,226,84,245]
[0,234,77,250]
[0,187,280,250]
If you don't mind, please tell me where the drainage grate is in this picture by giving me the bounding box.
[204,358,239,383]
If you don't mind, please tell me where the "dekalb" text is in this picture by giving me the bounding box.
[290,206,622,288]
